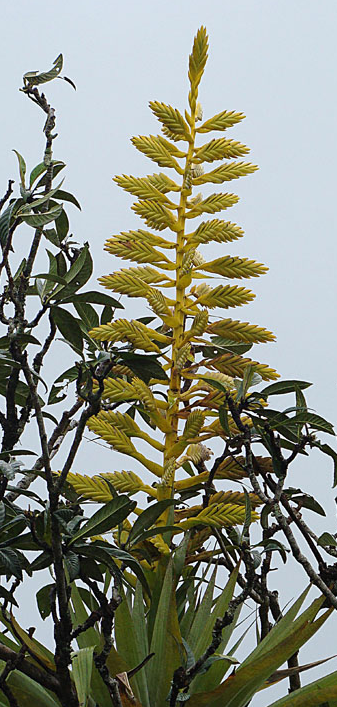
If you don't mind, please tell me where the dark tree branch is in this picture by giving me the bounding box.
[0,180,14,212]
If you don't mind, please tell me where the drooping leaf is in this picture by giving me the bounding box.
[36,583,54,620]
[52,189,81,209]
[51,306,83,353]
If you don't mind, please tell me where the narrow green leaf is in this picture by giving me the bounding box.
[265,669,337,706]
[13,150,26,187]
[148,561,182,707]
[219,405,231,436]
[260,380,312,396]
[192,565,239,667]
[71,647,95,707]
[55,206,69,240]
[187,566,217,652]
[61,291,124,308]
[115,587,150,707]
[69,496,136,544]
[33,273,67,285]
[127,499,176,546]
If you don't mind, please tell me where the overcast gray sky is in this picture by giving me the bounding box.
[2,1,337,704]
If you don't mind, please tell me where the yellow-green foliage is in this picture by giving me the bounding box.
[68,27,279,538]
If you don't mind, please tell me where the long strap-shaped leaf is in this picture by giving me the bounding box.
[188,595,332,707]
[265,668,337,706]
[147,561,182,707]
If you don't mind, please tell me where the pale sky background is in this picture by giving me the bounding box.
[1,1,337,705]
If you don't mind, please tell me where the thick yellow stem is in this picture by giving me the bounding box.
[163,110,197,493]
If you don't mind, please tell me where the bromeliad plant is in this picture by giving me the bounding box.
[63,26,337,707]
[67,26,279,547]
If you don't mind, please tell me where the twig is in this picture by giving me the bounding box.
[0,180,14,212]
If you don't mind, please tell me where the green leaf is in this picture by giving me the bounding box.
[52,189,81,209]
[35,161,66,189]
[118,352,169,383]
[33,273,67,285]
[127,499,176,546]
[312,441,337,487]
[52,365,79,386]
[51,306,83,353]
[89,543,151,597]
[6,671,60,707]
[23,54,63,86]
[115,588,150,707]
[241,489,252,541]
[69,495,136,544]
[55,206,69,240]
[36,583,54,620]
[13,150,26,187]
[201,377,229,394]
[21,203,63,228]
[284,488,325,516]
[61,291,123,309]
[148,561,182,707]
[64,551,80,581]
[265,669,337,706]
[317,532,337,547]
[29,162,48,187]
[188,593,331,707]
[129,524,181,544]
[74,302,99,330]
[190,564,239,695]
[0,203,15,247]
[0,586,18,607]
[69,583,113,706]
[219,406,231,436]
[187,566,217,653]
[71,647,95,707]
[51,245,93,300]
[260,380,312,396]
[290,412,334,435]
[210,336,252,355]
[0,549,23,579]
[5,614,56,672]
